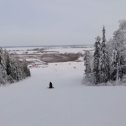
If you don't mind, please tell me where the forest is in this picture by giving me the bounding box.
[0,48,30,84]
[84,20,126,85]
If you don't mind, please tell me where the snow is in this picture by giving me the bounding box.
[0,61,126,126]
[6,46,93,55]
[44,48,85,54]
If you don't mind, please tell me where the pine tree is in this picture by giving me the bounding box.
[100,27,110,83]
[5,51,11,75]
[110,25,126,81]
[93,36,101,84]
[84,51,91,81]
[21,59,31,78]
[0,48,31,85]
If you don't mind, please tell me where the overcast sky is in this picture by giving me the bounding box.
[0,0,126,46]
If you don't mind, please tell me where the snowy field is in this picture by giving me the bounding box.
[0,61,126,126]
[5,46,89,67]
[5,46,93,55]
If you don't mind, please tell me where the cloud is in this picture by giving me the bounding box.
[0,0,126,46]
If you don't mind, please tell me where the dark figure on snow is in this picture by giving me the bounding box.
[49,82,54,89]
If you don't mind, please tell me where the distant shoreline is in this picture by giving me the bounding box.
[2,44,93,49]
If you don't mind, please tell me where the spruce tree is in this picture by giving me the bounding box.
[84,51,91,81]
[100,27,110,83]
[93,36,101,84]
[0,48,31,85]
[111,25,126,81]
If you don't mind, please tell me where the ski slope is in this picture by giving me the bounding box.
[0,62,126,126]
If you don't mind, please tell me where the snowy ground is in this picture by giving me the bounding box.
[6,46,88,67]
[0,61,126,126]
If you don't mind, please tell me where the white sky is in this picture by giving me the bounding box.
[0,0,126,46]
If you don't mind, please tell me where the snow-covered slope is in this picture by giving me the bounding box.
[0,61,126,126]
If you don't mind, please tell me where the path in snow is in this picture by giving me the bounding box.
[0,62,126,126]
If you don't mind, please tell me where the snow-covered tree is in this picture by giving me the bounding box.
[100,27,110,83]
[84,20,126,85]
[93,36,101,84]
[109,20,126,81]
[84,50,92,81]
[0,48,31,85]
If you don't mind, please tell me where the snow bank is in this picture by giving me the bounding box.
[0,62,126,126]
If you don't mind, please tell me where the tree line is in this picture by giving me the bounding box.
[0,48,30,85]
[84,20,126,85]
